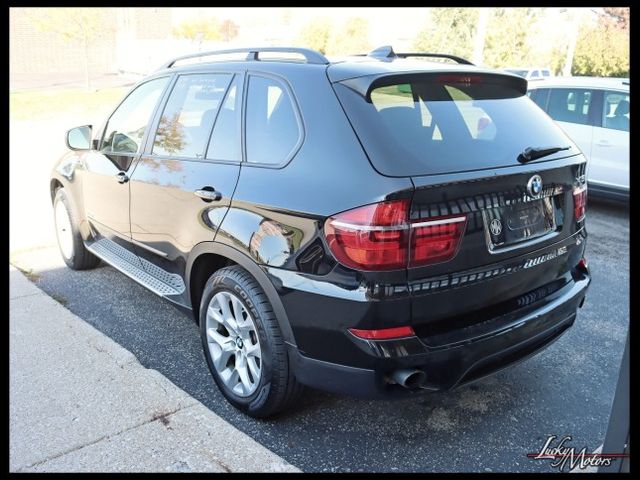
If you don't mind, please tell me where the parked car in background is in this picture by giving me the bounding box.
[505,67,552,81]
[527,77,629,201]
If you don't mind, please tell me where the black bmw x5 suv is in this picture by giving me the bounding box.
[51,46,590,417]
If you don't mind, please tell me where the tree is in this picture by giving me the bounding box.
[173,17,221,50]
[601,7,629,30]
[219,19,239,43]
[572,9,629,77]
[413,8,480,60]
[483,8,542,69]
[325,17,371,56]
[28,8,109,90]
[296,18,332,54]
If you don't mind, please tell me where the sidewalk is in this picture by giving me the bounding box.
[9,266,299,473]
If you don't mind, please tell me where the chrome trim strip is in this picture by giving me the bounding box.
[411,216,466,228]
[329,221,407,232]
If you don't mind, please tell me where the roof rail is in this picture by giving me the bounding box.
[367,45,474,65]
[160,47,330,69]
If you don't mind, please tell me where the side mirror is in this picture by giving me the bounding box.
[66,125,92,150]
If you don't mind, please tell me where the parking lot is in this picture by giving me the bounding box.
[10,198,628,472]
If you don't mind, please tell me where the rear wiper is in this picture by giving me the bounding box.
[518,146,571,163]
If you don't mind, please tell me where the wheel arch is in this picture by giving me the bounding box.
[186,242,297,348]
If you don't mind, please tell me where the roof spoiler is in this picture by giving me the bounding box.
[341,71,529,102]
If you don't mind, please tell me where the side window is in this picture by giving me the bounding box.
[206,75,242,162]
[531,88,549,110]
[245,75,301,165]
[102,77,169,155]
[530,70,540,78]
[153,74,232,158]
[602,90,629,132]
[547,88,593,125]
[542,70,551,77]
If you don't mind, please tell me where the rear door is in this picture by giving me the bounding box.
[128,72,243,290]
[590,89,630,190]
[544,87,596,161]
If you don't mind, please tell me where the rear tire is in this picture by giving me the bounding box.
[199,265,303,418]
[53,188,100,270]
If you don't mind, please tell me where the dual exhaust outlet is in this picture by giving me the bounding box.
[389,368,428,390]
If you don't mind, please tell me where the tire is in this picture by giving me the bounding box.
[199,265,303,418]
[53,188,100,270]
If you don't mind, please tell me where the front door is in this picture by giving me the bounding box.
[83,76,170,246]
[129,72,243,289]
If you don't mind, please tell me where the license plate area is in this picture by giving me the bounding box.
[483,197,557,251]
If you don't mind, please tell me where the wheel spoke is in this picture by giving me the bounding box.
[207,306,225,326]
[207,328,233,348]
[231,296,246,327]
[236,355,252,392]
[247,356,261,380]
[245,341,261,359]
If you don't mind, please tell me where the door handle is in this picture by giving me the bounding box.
[194,188,222,202]
[116,172,129,184]
[595,140,612,147]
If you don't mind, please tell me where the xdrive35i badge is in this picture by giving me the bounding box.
[527,174,543,197]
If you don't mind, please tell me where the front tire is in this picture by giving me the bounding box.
[199,265,303,418]
[53,188,100,270]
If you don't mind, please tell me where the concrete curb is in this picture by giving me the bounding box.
[9,266,300,473]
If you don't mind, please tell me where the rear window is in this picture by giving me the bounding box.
[334,75,576,177]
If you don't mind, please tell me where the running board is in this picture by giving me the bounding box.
[86,238,186,297]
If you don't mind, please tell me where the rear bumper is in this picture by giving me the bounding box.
[289,271,590,398]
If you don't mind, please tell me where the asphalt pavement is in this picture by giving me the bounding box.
[9,199,629,473]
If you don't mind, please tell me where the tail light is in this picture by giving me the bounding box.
[573,185,587,222]
[324,200,467,271]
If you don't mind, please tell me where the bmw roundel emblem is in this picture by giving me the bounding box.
[489,218,502,236]
[527,175,543,197]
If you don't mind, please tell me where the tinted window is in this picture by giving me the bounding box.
[206,76,241,162]
[602,90,629,132]
[102,77,169,154]
[334,76,576,176]
[547,88,593,125]
[245,76,300,165]
[530,88,550,110]
[153,74,232,157]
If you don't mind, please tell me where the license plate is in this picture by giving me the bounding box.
[483,197,556,250]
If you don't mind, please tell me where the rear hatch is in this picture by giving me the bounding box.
[332,68,588,342]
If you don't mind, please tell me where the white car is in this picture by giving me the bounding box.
[527,76,629,201]
[504,67,552,81]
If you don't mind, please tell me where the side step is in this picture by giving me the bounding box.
[86,238,185,297]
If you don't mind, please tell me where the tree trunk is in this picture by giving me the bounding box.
[563,18,580,77]
[82,33,91,90]
[472,8,490,65]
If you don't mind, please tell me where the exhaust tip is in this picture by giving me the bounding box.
[391,369,427,390]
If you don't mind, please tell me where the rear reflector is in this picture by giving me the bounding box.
[573,185,587,222]
[324,200,466,271]
[577,257,588,273]
[348,326,415,340]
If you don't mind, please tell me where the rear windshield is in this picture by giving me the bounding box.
[334,75,577,177]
